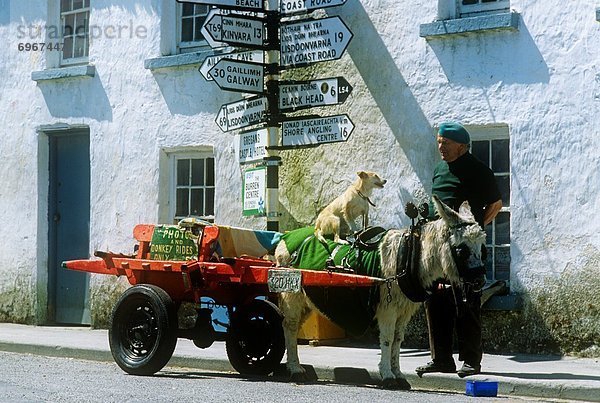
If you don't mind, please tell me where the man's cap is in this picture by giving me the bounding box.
[438,122,470,144]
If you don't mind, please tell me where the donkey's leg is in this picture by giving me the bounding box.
[390,313,413,390]
[376,305,397,386]
[279,291,310,380]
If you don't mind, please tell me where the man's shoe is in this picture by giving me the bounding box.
[457,363,481,378]
[415,360,456,377]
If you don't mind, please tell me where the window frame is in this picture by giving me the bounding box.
[176,2,210,54]
[458,0,510,17]
[468,126,511,285]
[169,151,216,224]
[59,0,90,66]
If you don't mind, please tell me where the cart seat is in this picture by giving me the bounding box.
[215,225,282,259]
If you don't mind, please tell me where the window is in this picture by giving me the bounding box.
[459,0,509,17]
[171,153,215,223]
[60,0,90,65]
[471,136,510,284]
[178,3,210,53]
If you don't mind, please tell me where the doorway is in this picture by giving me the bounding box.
[48,130,91,324]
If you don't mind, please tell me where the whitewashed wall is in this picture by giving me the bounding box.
[0,0,598,354]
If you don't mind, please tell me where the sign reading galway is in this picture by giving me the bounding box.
[281,114,354,146]
[209,59,265,94]
[279,77,352,112]
[242,166,267,216]
[280,16,353,68]
[199,50,264,81]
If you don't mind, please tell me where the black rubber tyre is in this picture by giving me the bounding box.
[109,284,178,376]
[226,299,285,376]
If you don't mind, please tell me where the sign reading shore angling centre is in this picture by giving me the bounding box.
[279,77,352,112]
[280,16,352,68]
[282,114,354,146]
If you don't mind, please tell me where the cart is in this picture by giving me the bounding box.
[63,222,381,377]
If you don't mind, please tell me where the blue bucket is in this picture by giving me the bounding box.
[465,380,498,397]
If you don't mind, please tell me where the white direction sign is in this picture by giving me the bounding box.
[280,0,347,15]
[280,16,353,68]
[279,77,352,112]
[209,60,265,94]
[199,50,264,81]
[216,96,268,132]
[202,13,265,49]
[282,114,354,146]
[235,128,275,163]
[177,0,264,12]
[242,166,267,217]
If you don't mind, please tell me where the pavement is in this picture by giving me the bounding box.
[0,323,598,402]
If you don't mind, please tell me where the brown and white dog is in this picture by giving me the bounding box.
[314,171,386,243]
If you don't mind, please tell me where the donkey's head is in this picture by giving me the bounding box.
[432,195,487,284]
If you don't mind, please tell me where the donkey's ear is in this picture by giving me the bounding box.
[458,200,476,222]
[433,195,461,227]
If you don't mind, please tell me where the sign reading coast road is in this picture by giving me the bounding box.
[216,96,268,132]
[282,114,354,146]
[209,59,265,94]
[202,13,265,49]
[280,0,347,15]
[280,16,353,68]
[177,0,264,12]
[279,76,352,112]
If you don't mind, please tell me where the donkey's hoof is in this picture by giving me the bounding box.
[290,371,309,383]
[381,377,411,390]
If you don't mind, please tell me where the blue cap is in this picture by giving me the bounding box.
[438,122,470,144]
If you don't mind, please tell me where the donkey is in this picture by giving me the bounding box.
[275,195,487,389]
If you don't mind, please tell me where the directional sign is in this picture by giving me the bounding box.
[279,77,352,112]
[242,166,267,216]
[280,0,347,16]
[199,50,264,81]
[216,96,268,132]
[280,16,353,68]
[209,60,265,94]
[176,0,264,12]
[202,12,265,49]
[281,114,354,146]
[235,128,275,164]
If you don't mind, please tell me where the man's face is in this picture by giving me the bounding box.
[437,135,467,162]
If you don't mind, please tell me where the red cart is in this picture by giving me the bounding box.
[63,222,380,377]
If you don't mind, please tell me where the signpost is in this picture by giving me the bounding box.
[280,0,347,15]
[199,50,264,81]
[242,166,267,216]
[281,114,354,146]
[280,16,353,68]
[209,59,265,94]
[279,77,352,112]
[235,128,274,164]
[176,0,265,12]
[216,96,268,132]
[202,12,266,49]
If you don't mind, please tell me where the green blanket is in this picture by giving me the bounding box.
[281,227,383,336]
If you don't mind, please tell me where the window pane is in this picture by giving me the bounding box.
[182,3,194,16]
[463,0,478,4]
[62,36,73,59]
[206,158,215,186]
[176,189,189,216]
[194,4,208,14]
[194,16,204,41]
[492,139,509,172]
[177,159,190,186]
[181,17,193,42]
[191,159,205,186]
[472,141,489,167]
[64,14,75,36]
[485,250,493,279]
[495,211,510,244]
[205,188,215,216]
[485,225,492,244]
[74,35,86,58]
[495,246,511,281]
[61,0,72,12]
[73,0,84,10]
[482,0,497,2]
[190,189,204,216]
[496,175,510,206]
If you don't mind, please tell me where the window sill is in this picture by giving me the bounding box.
[31,65,95,82]
[419,11,520,38]
[482,293,522,311]
[144,49,216,70]
[597,8,600,22]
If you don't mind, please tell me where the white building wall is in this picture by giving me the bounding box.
[0,0,598,353]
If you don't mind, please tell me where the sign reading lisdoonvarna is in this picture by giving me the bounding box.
[150,225,199,261]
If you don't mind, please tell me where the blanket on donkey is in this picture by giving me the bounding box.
[281,226,383,336]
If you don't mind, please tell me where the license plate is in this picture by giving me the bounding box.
[267,269,302,293]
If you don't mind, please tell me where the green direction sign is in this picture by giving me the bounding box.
[149,225,199,261]
[242,166,266,216]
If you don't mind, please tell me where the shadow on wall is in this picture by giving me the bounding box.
[36,73,113,121]
[337,0,438,188]
[426,16,550,86]
[150,68,235,116]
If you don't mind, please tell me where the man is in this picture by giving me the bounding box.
[417,122,502,378]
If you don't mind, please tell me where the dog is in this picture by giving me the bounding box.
[314,171,386,243]
[275,196,487,389]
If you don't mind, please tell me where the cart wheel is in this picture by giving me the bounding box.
[226,299,285,376]
[109,284,178,376]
